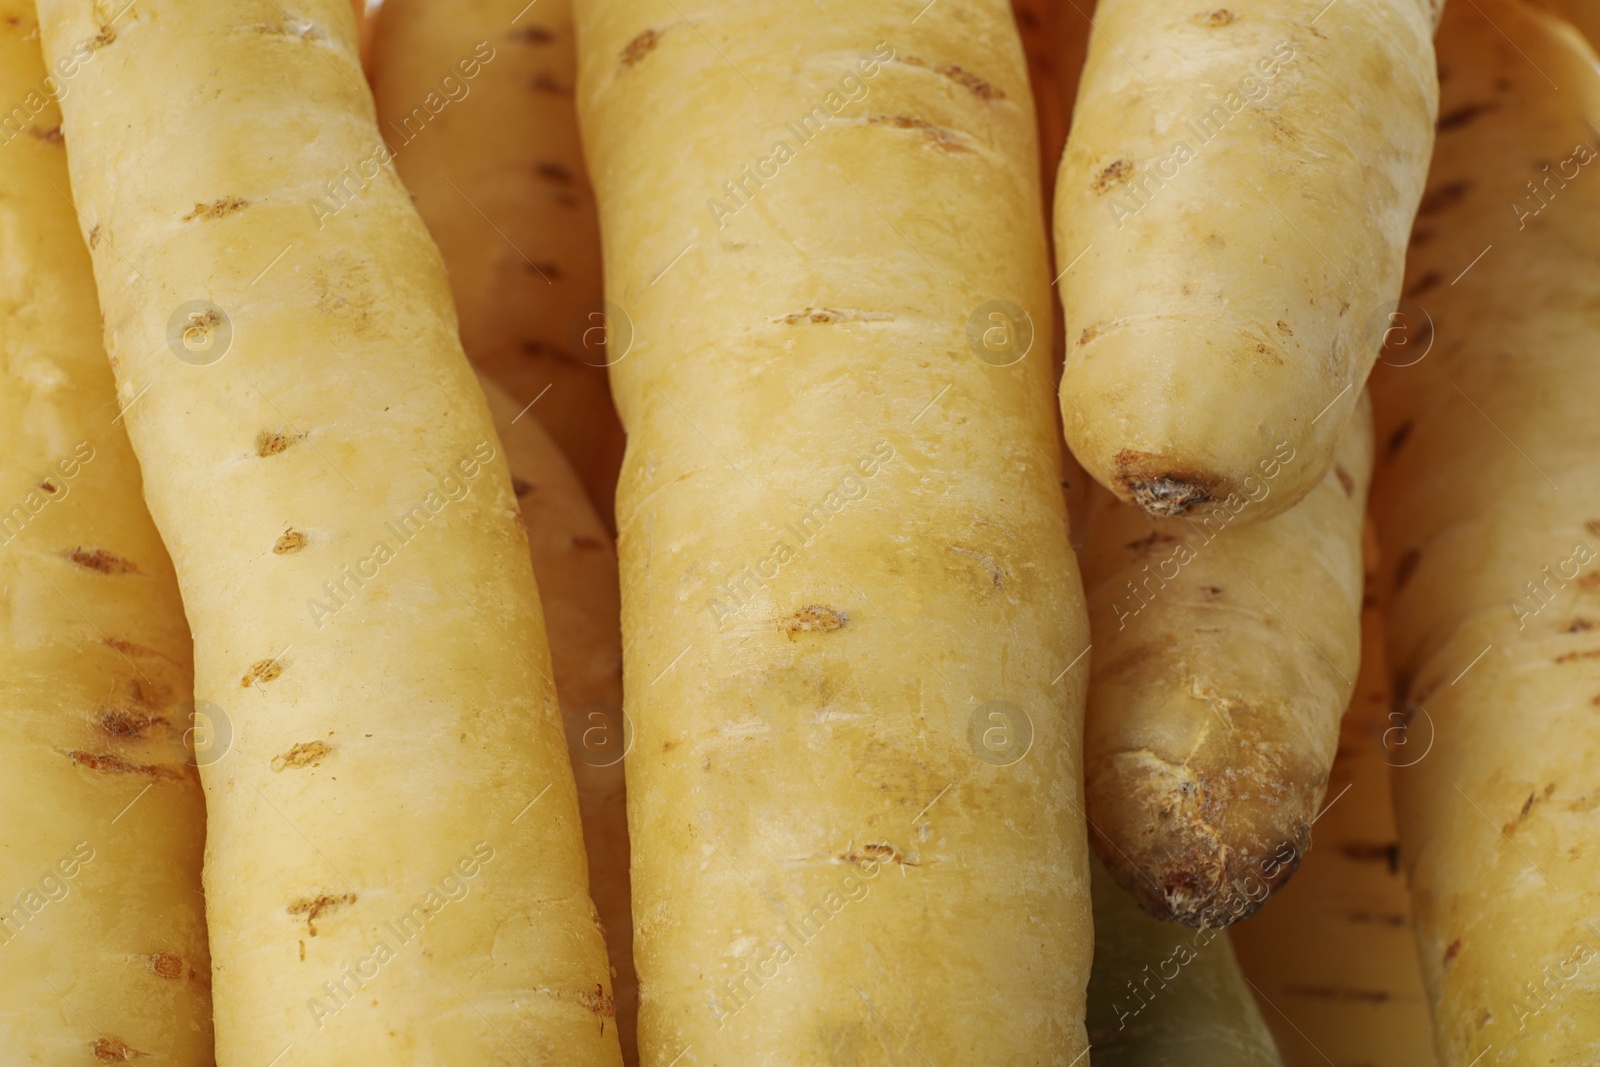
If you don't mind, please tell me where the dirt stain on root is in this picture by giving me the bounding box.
[1092,159,1133,192]
[147,952,185,979]
[783,605,846,636]
[843,841,917,868]
[273,529,308,554]
[1196,8,1235,26]
[67,547,138,574]
[865,114,969,151]
[620,27,661,67]
[288,892,356,936]
[182,197,247,222]
[92,1037,142,1062]
[773,307,893,325]
[99,710,167,739]
[241,658,283,687]
[67,751,181,779]
[271,741,331,772]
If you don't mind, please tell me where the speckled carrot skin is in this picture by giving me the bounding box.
[35,1,620,1063]
[0,6,211,1062]
[1080,397,1370,926]
[369,0,626,528]
[1370,2,1600,1062]
[574,2,1093,1063]
[1055,0,1437,524]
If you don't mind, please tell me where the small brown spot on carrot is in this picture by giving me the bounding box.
[1568,618,1595,632]
[1091,159,1132,192]
[1437,101,1497,131]
[1077,323,1102,346]
[67,751,180,779]
[1555,648,1600,664]
[1335,466,1355,496]
[148,952,184,979]
[1418,180,1472,217]
[257,429,294,457]
[1196,8,1235,26]
[536,161,573,184]
[182,196,247,222]
[92,1037,139,1062]
[1276,320,1293,336]
[288,892,356,936]
[1386,420,1413,457]
[620,28,661,67]
[99,710,166,738]
[783,605,846,636]
[1443,938,1462,969]
[578,983,617,1018]
[273,529,307,554]
[299,939,306,961]
[30,124,62,144]
[531,73,570,95]
[1393,548,1422,590]
[511,477,533,497]
[1124,531,1178,552]
[241,658,283,687]
[844,841,916,867]
[1406,271,1442,299]
[271,740,331,772]
[572,535,603,549]
[528,260,562,279]
[865,113,968,150]
[513,25,554,44]
[933,63,1003,100]
[88,224,101,248]
[1578,572,1600,591]
[67,548,138,574]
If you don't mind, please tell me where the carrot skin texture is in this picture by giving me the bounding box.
[35,2,621,1063]
[574,2,1094,1063]
[1055,0,1437,523]
[1370,2,1600,1062]
[0,7,212,1061]
[369,0,626,528]
[1080,397,1371,926]
[478,373,638,1066]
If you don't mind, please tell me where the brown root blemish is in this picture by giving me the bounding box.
[536,161,573,184]
[783,605,846,636]
[864,113,969,151]
[1555,648,1600,664]
[1443,938,1463,969]
[30,124,62,144]
[148,952,185,979]
[513,25,554,44]
[950,546,1004,589]
[1337,842,1400,870]
[257,429,297,456]
[1077,323,1102,346]
[92,1037,140,1062]
[1196,8,1235,26]
[578,984,617,1018]
[1437,101,1497,131]
[1386,420,1413,457]
[241,658,284,687]
[933,63,1003,100]
[38,478,60,495]
[1276,319,1293,336]
[531,73,570,95]
[299,939,306,961]
[620,28,661,67]
[572,535,603,549]
[1334,465,1355,496]
[1127,476,1211,517]
[1124,531,1179,553]
[528,259,562,279]
[99,710,166,739]
[844,841,916,868]
[773,307,893,325]
[1418,180,1472,217]
[1091,158,1133,192]
[1568,618,1595,632]
[87,224,101,248]
[67,548,138,574]
[1393,547,1422,590]
[510,477,533,497]
[67,751,180,779]
[1282,984,1390,1003]
[271,740,331,772]
[182,197,247,222]
[1406,270,1442,299]
[273,529,308,554]
[1579,572,1600,592]
[288,892,356,936]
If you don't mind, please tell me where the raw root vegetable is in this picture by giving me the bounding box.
[1230,550,1436,1067]
[1369,2,1600,1061]
[1086,857,1283,1065]
[37,1,620,1063]
[0,7,212,1061]
[573,0,1094,1062]
[1080,395,1371,926]
[1054,0,1437,523]
[369,0,625,527]
[478,372,637,1065]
